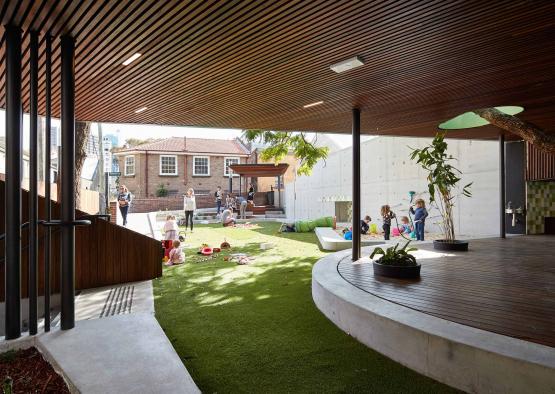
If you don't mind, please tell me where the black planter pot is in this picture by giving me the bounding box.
[433,239,469,251]
[372,260,421,279]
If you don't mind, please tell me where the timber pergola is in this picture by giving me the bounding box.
[229,163,289,208]
[2,1,555,340]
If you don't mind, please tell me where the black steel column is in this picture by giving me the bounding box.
[29,31,39,335]
[4,25,23,340]
[499,133,506,239]
[60,35,76,330]
[44,34,52,332]
[352,108,361,261]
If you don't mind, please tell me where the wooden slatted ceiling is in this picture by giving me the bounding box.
[0,0,554,139]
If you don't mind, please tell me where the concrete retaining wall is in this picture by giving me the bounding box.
[285,136,500,236]
[312,249,555,394]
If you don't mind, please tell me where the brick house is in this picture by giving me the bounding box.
[114,137,250,200]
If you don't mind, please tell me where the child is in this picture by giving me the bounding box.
[221,208,236,227]
[165,240,184,266]
[410,199,429,241]
[360,215,371,234]
[399,216,413,234]
[380,205,396,240]
[163,215,178,240]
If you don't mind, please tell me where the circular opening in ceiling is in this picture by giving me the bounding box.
[439,106,524,130]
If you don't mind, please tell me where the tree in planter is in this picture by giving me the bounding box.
[410,131,472,243]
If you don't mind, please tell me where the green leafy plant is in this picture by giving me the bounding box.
[2,377,13,394]
[410,131,472,242]
[370,241,418,266]
[156,183,169,197]
[242,130,329,176]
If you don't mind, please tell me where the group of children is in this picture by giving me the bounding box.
[349,198,429,241]
[163,215,185,266]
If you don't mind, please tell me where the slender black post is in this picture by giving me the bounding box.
[352,108,361,261]
[5,25,23,340]
[277,175,281,208]
[44,33,52,332]
[499,133,506,239]
[60,35,76,330]
[29,30,39,335]
[228,172,233,194]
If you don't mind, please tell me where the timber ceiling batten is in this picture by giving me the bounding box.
[0,0,553,139]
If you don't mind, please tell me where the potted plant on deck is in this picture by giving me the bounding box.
[410,131,472,251]
[370,241,420,279]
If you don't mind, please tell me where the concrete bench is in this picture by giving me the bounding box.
[315,227,384,251]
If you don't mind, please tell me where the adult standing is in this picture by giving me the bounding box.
[215,186,223,215]
[237,195,248,219]
[183,188,196,233]
[117,185,132,226]
[247,183,255,202]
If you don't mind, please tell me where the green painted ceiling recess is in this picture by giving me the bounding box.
[439,106,524,130]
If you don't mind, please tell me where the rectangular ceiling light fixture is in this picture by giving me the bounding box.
[330,56,364,73]
[122,52,142,66]
[303,101,324,108]
[135,107,147,113]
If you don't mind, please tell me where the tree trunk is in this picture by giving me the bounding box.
[74,121,92,208]
[473,108,555,154]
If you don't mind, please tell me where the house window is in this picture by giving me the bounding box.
[124,155,135,176]
[224,157,240,176]
[193,156,210,176]
[160,155,178,175]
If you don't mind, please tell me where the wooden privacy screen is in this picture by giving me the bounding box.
[526,142,555,181]
[0,181,163,302]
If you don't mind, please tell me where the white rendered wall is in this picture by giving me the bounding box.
[285,136,500,237]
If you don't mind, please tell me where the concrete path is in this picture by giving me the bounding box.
[38,313,200,394]
[75,281,154,321]
[118,212,161,240]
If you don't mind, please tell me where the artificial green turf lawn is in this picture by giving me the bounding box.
[153,222,459,394]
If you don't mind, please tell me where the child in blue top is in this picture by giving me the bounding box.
[409,199,428,241]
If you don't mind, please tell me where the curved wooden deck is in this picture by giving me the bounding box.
[337,235,555,347]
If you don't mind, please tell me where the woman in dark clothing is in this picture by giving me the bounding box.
[117,185,132,226]
[247,183,255,201]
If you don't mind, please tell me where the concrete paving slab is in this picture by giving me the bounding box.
[38,313,200,394]
[75,281,154,321]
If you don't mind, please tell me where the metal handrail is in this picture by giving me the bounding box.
[0,214,110,240]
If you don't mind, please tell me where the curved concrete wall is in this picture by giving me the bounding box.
[312,249,555,394]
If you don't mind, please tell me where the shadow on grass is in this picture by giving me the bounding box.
[154,223,460,394]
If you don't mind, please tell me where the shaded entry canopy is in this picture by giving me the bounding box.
[229,164,289,178]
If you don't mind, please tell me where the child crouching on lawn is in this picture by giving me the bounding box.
[165,240,184,266]
[163,214,178,240]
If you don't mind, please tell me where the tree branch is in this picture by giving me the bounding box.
[473,108,555,154]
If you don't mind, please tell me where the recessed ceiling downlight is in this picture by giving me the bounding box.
[303,101,324,108]
[135,107,147,113]
[439,106,524,130]
[330,56,364,73]
[122,53,142,66]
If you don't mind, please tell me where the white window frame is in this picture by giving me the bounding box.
[193,155,210,176]
[124,155,135,176]
[224,156,240,177]
[159,155,178,176]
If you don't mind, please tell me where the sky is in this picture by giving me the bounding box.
[0,109,368,151]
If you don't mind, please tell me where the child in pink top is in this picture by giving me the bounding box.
[165,240,184,266]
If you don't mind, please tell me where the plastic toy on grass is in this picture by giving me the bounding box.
[370,223,378,234]
[295,216,335,233]
[392,227,401,237]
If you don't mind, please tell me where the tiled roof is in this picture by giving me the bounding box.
[117,137,249,155]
